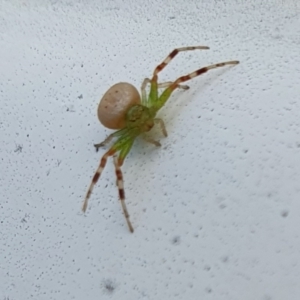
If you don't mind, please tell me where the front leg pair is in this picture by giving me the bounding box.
[141,78,189,105]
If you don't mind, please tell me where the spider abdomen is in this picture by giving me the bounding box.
[97,82,141,130]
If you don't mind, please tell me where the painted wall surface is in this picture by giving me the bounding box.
[1,0,300,299]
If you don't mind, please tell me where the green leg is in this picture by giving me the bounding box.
[117,139,134,166]
[109,128,138,165]
[94,128,129,151]
[153,87,174,112]
[148,75,158,107]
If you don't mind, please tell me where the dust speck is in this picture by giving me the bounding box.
[102,278,117,295]
[171,235,181,245]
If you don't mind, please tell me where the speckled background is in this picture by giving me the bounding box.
[1,0,300,299]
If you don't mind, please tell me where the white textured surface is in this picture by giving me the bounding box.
[1,0,300,299]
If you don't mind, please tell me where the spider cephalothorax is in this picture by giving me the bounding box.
[125,104,154,132]
[82,46,239,233]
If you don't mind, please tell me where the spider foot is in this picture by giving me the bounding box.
[94,134,114,152]
[143,136,161,147]
[152,140,161,147]
[94,142,105,152]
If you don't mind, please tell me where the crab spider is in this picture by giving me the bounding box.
[82,46,239,233]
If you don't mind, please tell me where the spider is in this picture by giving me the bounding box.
[82,46,239,233]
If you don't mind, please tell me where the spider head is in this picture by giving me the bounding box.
[125,104,154,132]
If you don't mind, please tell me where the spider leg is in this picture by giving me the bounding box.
[153,46,210,76]
[157,81,189,90]
[142,119,167,147]
[94,128,129,151]
[148,46,210,105]
[143,135,161,147]
[113,155,134,233]
[155,60,240,111]
[82,149,116,212]
[154,118,168,137]
[94,134,114,151]
[141,78,189,106]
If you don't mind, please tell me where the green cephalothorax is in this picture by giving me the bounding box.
[82,46,239,233]
[125,104,155,132]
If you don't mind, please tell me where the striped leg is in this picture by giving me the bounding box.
[155,60,240,111]
[153,46,210,76]
[113,155,134,233]
[170,60,240,90]
[170,60,239,90]
[82,149,115,212]
[148,46,209,106]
